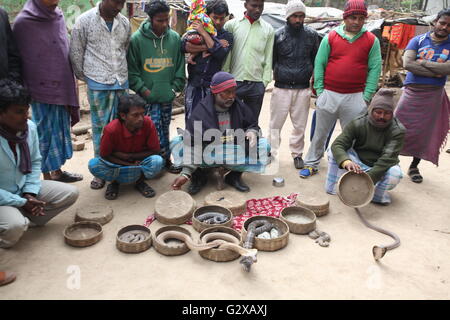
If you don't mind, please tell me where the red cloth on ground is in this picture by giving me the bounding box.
[144,193,299,230]
[100,117,160,158]
[324,30,375,94]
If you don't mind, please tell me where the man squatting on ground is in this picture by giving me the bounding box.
[171,72,270,194]
[88,95,164,200]
[0,80,79,249]
[268,0,319,169]
[326,89,405,205]
[299,0,382,178]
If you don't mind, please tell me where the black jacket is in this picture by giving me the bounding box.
[185,93,259,145]
[273,24,319,89]
[0,8,21,82]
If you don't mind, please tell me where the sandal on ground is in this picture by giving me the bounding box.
[105,182,120,200]
[90,177,105,190]
[408,167,423,183]
[0,271,16,286]
[299,166,318,179]
[135,181,156,198]
[53,171,83,183]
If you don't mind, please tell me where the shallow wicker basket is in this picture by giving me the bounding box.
[295,193,330,217]
[192,205,233,233]
[204,191,247,216]
[64,221,103,247]
[280,206,316,235]
[75,204,113,225]
[155,190,196,225]
[116,225,152,253]
[199,226,242,262]
[153,225,192,256]
[241,216,289,252]
[337,171,375,208]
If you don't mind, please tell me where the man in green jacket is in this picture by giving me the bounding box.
[326,89,405,205]
[127,0,185,173]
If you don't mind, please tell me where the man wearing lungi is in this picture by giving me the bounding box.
[299,0,382,178]
[326,89,405,205]
[13,0,82,183]
[395,9,450,183]
[70,0,131,190]
[171,72,270,194]
[127,0,186,174]
[88,95,164,200]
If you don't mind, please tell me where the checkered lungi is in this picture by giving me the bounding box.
[145,103,173,159]
[325,148,403,204]
[88,155,164,184]
[170,135,271,174]
[87,89,126,157]
[31,102,73,173]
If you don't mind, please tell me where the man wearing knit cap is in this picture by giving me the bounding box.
[171,72,270,194]
[326,89,406,205]
[269,0,319,169]
[300,0,382,178]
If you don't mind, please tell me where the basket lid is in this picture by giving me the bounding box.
[155,190,195,225]
[337,171,375,208]
[75,204,113,225]
[204,191,247,215]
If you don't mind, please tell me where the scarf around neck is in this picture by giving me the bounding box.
[0,124,32,174]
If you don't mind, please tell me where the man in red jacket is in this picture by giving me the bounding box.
[300,0,382,178]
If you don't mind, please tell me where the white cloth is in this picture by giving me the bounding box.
[268,87,311,158]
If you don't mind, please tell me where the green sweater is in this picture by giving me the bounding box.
[314,25,382,102]
[127,20,185,104]
[331,114,406,184]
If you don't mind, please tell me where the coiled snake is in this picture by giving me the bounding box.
[156,230,257,260]
[355,208,400,260]
[197,212,229,224]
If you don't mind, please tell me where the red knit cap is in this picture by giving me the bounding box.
[343,0,368,19]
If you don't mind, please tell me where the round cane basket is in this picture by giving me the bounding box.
[75,204,113,225]
[204,191,247,216]
[199,226,242,262]
[154,190,196,225]
[337,171,375,208]
[280,206,316,235]
[295,193,330,217]
[153,226,193,256]
[116,225,152,253]
[64,221,103,247]
[241,216,289,252]
[192,205,233,233]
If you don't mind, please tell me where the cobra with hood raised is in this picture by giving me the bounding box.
[127,19,185,104]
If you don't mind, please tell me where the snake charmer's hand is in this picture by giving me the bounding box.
[22,194,45,216]
[342,160,363,174]
[172,175,189,190]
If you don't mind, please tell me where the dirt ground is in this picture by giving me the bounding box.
[1,85,450,300]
